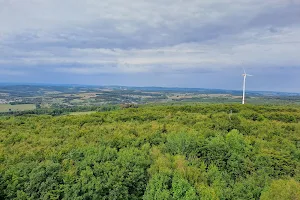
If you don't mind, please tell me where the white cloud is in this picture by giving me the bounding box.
[0,0,299,76]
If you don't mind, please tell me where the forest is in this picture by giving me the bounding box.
[1,104,300,199]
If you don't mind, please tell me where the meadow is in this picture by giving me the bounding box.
[0,104,36,112]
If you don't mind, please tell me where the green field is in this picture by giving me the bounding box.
[0,104,36,112]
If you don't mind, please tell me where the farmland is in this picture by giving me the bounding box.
[0,104,36,112]
[1,85,300,115]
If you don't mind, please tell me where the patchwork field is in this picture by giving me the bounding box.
[1,85,300,114]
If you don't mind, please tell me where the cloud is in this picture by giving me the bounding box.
[2,26,300,74]
[0,68,26,76]
[0,0,300,91]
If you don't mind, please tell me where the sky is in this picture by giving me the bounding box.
[0,0,300,92]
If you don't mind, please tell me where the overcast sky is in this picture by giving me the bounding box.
[0,0,300,92]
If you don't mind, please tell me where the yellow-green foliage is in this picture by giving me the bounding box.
[0,104,300,199]
[260,179,300,200]
[68,111,97,116]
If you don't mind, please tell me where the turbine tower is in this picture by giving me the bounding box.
[242,69,253,104]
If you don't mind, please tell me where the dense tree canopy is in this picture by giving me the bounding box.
[0,104,300,199]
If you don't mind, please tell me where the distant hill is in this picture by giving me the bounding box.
[0,83,299,96]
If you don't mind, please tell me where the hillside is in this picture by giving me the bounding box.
[1,85,300,113]
[1,104,300,199]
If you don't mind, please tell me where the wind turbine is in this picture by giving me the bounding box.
[242,69,253,104]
